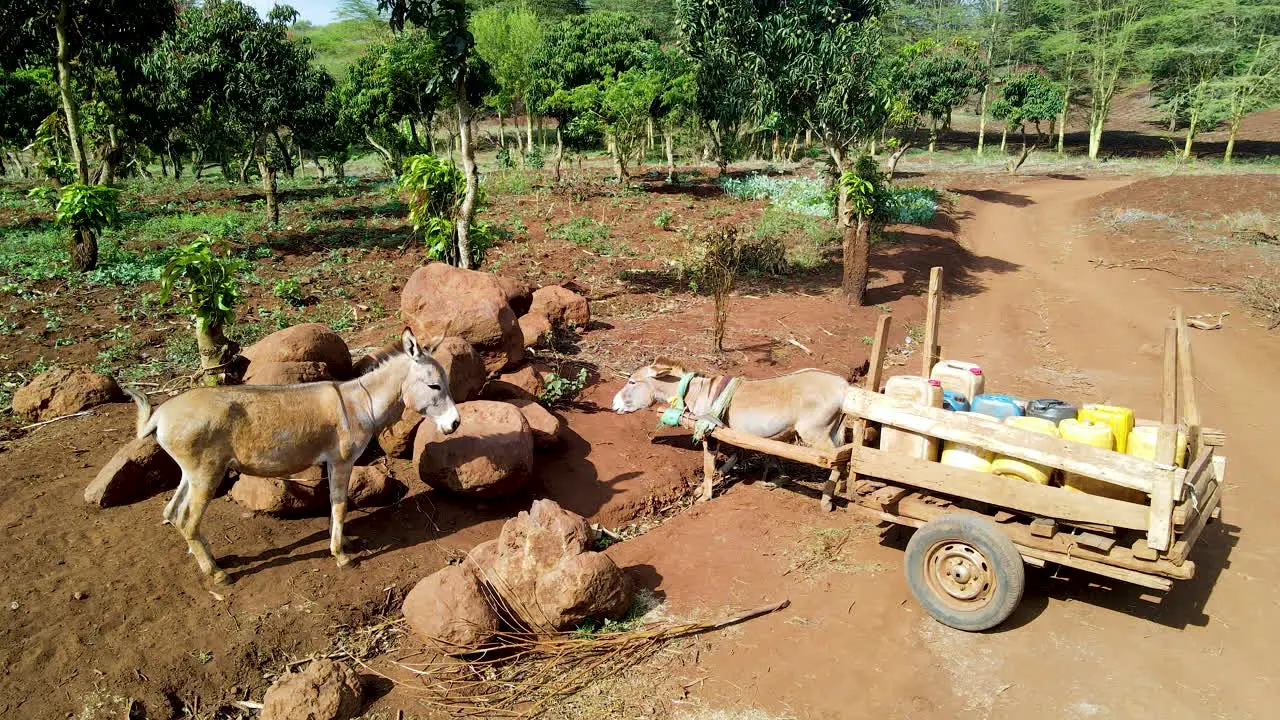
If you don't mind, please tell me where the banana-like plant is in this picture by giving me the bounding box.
[159,235,244,377]
[51,183,120,271]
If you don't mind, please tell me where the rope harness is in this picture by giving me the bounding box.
[658,371,742,443]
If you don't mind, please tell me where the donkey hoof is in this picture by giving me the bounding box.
[819,497,835,513]
[211,569,233,586]
[334,553,356,569]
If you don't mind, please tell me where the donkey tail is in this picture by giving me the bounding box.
[124,387,157,438]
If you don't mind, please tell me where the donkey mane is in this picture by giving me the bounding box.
[356,344,407,376]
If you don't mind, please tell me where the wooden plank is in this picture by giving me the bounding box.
[891,496,1192,583]
[843,387,1180,494]
[1031,518,1058,538]
[1168,481,1223,565]
[1071,531,1117,553]
[1173,447,1218,525]
[847,444,1150,529]
[1147,423,1181,552]
[1162,324,1178,425]
[921,267,943,376]
[675,417,836,467]
[865,314,892,393]
[1017,546,1173,591]
[1175,307,1202,428]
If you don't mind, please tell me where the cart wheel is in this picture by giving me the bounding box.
[905,514,1025,632]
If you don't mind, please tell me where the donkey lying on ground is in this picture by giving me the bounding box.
[612,357,850,509]
[127,328,459,585]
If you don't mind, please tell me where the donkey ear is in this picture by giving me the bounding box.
[652,356,684,377]
[425,335,445,354]
[402,327,420,357]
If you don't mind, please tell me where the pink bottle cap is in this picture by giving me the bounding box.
[928,379,942,386]
[969,367,983,375]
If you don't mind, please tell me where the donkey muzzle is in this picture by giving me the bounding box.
[435,406,461,435]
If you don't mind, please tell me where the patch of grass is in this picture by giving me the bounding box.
[573,589,664,638]
[272,277,307,306]
[189,649,214,665]
[653,209,674,230]
[550,218,616,255]
[721,173,831,217]
[1101,207,1174,230]
[540,367,589,407]
[1240,274,1280,328]
[881,186,939,225]
[484,169,536,196]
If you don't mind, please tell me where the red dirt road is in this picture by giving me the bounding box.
[605,174,1280,719]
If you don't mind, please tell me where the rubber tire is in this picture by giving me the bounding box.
[905,514,1025,632]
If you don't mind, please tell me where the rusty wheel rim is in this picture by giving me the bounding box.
[924,540,995,611]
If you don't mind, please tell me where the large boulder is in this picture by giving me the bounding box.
[400,264,524,373]
[84,435,180,507]
[495,275,535,316]
[402,564,502,652]
[518,313,553,349]
[377,408,422,458]
[529,286,590,330]
[12,368,124,421]
[471,500,631,632]
[432,336,486,402]
[480,365,544,402]
[262,659,363,720]
[510,399,564,450]
[228,466,403,515]
[229,468,327,515]
[413,401,533,498]
[243,360,332,386]
[242,323,352,380]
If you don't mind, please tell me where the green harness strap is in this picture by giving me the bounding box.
[658,372,698,428]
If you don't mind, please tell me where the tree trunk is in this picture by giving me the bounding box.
[1181,110,1199,160]
[273,130,295,179]
[160,150,169,179]
[525,111,534,154]
[1224,116,1241,164]
[843,215,870,306]
[170,144,185,181]
[238,152,253,184]
[609,136,627,183]
[553,127,564,183]
[333,160,346,182]
[97,124,121,186]
[407,117,420,151]
[195,321,238,378]
[1087,114,1104,160]
[1000,127,1008,153]
[977,86,990,156]
[498,111,505,149]
[887,142,912,181]
[254,133,279,225]
[455,78,480,270]
[55,0,89,185]
[69,226,97,272]
[665,131,675,183]
[312,156,327,182]
[364,132,396,174]
[928,120,938,153]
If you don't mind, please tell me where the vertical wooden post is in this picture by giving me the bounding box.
[921,267,943,377]
[1161,324,1178,426]
[1174,306,1203,460]
[700,440,717,503]
[842,314,893,500]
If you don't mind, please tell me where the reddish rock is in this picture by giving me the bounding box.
[84,435,180,507]
[400,264,524,373]
[484,500,630,631]
[348,465,404,507]
[229,469,328,516]
[402,564,502,652]
[432,336,486,402]
[12,368,124,421]
[413,401,533,498]
[243,360,333,385]
[480,365,544,402]
[529,285,590,329]
[377,408,423,458]
[518,313,553,349]
[242,323,353,380]
[262,658,363,720]
[495,275,535,316]
[511,399,564,450]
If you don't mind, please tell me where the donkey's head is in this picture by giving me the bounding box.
[401,328,460,434]
[612,357,686,414]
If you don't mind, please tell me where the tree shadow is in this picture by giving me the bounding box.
[951,187,1035,208]
[265,225,416,254]
[312,201,408,222]
[863,228,1022,305]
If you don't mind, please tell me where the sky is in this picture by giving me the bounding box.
[243,0,342,24]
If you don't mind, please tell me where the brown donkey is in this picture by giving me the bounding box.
[128,328,459,584]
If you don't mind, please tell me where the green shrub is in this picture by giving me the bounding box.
[400,154,492,267]
[721,174,832,218]
[653,209,674,230]
[272,277,307,306]
[539,368,589,407]
[881,186,939,225]
[525,143,545,169]
[160,235,245,336]
[496,145,514,169]
[739,235,788,275]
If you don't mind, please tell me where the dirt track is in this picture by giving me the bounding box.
[602,174,1280,719]
[3,171,1278,718]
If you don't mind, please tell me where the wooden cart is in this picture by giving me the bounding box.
[680,268,1227,631]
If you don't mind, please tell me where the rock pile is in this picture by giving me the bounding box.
[262,658,363,720]
[402,500,631,654]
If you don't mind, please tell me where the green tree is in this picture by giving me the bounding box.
[1076,0,1150,160]
[0,69,57,178]
[676,0,757,174]
[990,68,1064,171]
[160,235,245,375]
[146,2,331,224]
[561,67,663,181]
[471,3,545,155]
[378,0,496,269]
[1218,32,1280,163]
[900,38,989,152]
[531,11,660,179]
